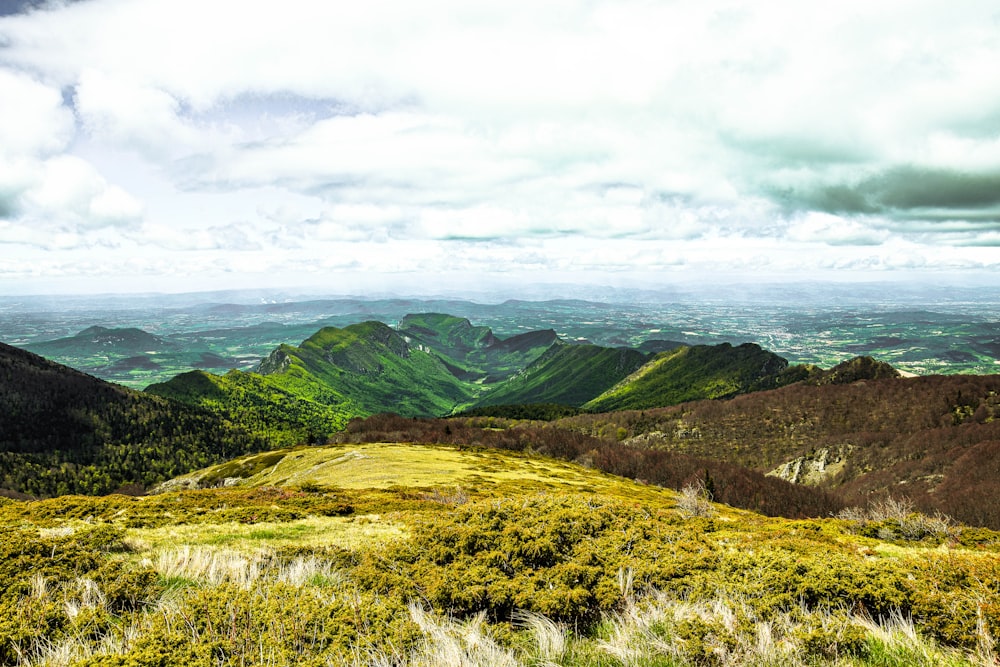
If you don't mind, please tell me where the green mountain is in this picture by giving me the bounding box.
[473,343,648,408]
[259,321,474,416]
[0,342,266,497]
[583,342,803,412]
[148,321,478,439]
[398,312,557,382]
[144,315,833,438]
[145,367,355,447]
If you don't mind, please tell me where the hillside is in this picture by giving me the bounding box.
[333,412,844,520]
[148,320,476,437]
[145,368,356,446]
[147,315,561,430]
[398,312,557,382]
[472,343,648,408]
[264,321,475,415]
[558,371,1000,529]
[0,342,267,497]
[583,342,806,412]
[158,441,674,501]
[2,440,998,665]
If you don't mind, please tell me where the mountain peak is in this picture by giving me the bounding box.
[808,356,900,385]
[398,313,497,352]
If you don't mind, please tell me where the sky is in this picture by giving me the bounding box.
[1,0,1000,296]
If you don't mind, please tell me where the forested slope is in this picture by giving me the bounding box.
[0,342,267,496]
[557,372,1000,528]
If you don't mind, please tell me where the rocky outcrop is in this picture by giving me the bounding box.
[768,446,850,485]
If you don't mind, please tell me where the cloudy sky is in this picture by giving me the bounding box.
[2,0,1000,295]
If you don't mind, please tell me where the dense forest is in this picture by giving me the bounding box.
[551,372,1000,528]
[0,343,268,497]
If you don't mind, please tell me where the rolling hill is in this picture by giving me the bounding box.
[147,320,478,440]
[144,314,923,449]
[582,342,808,412]
[471,343,648,408]
[147,315,562,432]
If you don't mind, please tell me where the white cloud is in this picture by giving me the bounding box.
[2,0,1000,292]
[73,68,200,159]
[0,67,74,159]
[23,155,144,229]
[787,213,890,247]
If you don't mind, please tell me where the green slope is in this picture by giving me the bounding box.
[398,312,557,382]
[146,368,355,446]
[149,321,476,436]
[0,342,267,497]
[398,313,496,353]
[583,342,803,412]
[271,321,475,416]
[473,343,648,408]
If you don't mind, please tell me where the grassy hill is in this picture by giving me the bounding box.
[583,342,806,412]
[146,317,891,443]
[0,342,267,497]
[146,315,562,434]
[158,441,679,502]
[398,312,557,383]
[2,440,998,666]
[147,320,477,439]
[472,343,648,408]
[266,321,475,415]
[145,368,355,447]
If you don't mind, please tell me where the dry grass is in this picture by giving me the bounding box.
[675,479,715,518]
[169,442,683,507]
[12,565,999,667]
[147,545,344,589]
[126,513,407,553]
[837,496,955,541]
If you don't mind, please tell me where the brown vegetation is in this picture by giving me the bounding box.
[552,374,1000,528]
[334,413,844,519]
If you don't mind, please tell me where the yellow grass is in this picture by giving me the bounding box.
[175,441,684,507]
[127,513,407,553]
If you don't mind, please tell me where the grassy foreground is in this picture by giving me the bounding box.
[1,442,999,666]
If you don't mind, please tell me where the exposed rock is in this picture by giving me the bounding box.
[768,445,850,485]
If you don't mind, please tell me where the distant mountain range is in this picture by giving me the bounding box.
[145,312,845,437]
